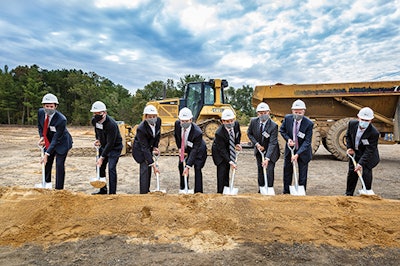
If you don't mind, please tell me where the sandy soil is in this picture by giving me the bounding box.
[0,125,399,265]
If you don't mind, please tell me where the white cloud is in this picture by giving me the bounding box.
[94,0,149,9]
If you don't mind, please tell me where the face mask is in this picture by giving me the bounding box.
[44,108,55,116]
[359,121,370,129]
[146,117,157,126]
[224,122,234,130]
[293,114,303,121]
[94,114,104,122]
[260,114,270,122]
[181,122,191,129]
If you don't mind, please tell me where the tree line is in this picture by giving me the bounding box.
[0,65,255,126]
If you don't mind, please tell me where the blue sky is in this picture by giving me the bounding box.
[1,0,399,94]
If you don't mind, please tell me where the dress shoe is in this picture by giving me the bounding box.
[92,187,107,195]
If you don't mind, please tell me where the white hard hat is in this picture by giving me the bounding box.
[42,93,59,104]
[291,99,306,109]
[357,107,374,120]
[90,101,107,112]
[256,102,270,112]
[143,104,158,115]
[221,109,235,120]
[178,107,193,120]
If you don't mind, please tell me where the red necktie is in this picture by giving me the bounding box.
[43,115,50,149]
[180,129,186,162]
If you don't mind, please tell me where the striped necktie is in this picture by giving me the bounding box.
[229,129,236,162]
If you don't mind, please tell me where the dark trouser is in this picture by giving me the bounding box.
[98,154,120,194]
[178,160,203,193]
[216,162,230,193]
[139,162,152,194]
[283,155,308,194]
[256,153,275,187]
[346,160,373,196]
[45,151,68,190]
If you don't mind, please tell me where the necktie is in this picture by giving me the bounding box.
[260,123,265,140]
[229,129,236,162]
[180,129,186,162]
[43,115,50,149]
[293,121,299,149]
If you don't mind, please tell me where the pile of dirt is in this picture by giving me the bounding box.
[1,186,399,250]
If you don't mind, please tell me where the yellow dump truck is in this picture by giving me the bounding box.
[252,81,400,160]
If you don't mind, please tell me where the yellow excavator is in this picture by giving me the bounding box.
[120,79,246,155]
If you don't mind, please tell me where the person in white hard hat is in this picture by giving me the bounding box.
[211,109,242,193]
[174,107,207,193]
[279,99,313,194]
[345,107,380,196]
[247,102,280,192]
[132,105,162,194]
[37,93,73,189]
[90,101,123,195]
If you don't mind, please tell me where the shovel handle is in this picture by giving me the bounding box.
[346,152,367,191]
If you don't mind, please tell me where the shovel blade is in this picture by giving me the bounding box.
[359,189,375,196]
[151,189,166,193]
[35,182,52,189]
[179,188,194,194]
[260,186,275,195]
[90,177,107,188]
[223,186,238,195]
[289,185,306,196]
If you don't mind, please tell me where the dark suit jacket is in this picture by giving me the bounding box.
[132,117,161,165]
[91,115,123,157]
[38,108,73,155]
[346,119,380,169]
[247,117,280,162]
[279,114,313,163]
[211,121,241,166]
[174,120,207,168]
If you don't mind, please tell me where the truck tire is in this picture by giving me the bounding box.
[326,118,351,161]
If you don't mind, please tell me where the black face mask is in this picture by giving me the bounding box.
[94,114,104,122]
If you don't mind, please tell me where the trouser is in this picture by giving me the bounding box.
[45,151,68,190]
[98,154,120,194]
[178,160,203,193]
[216,162,230,193]
[346,160,373,196]
[139,162,152,194]
[283,155,308,194]
[256,152,275,187]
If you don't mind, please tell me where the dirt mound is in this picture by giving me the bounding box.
[1,186,399,251]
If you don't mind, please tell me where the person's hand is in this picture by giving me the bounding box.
[153,164,160,174]
[347,148,354,155]
[262,159,269,168]
[288,139,295,147]
[291,154,299,162]
[93,140,100,147]
[256,143,264,152]
[354,163,362,173]
[182,167,189,176]
[38,137,45,146]
[96,157,104,167]
[40,153,48,164]
[230,162,237,170]
[236,144,242,151]
[153,147,160,156]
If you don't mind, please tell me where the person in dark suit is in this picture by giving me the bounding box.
[174,107,207,193]
[279,99,313,194]
[90,101,123,195]
[212,109,242,193]
[37,93,73,189]
[132,105,161,194]
[247,102,280,191]
[345,107,380,196]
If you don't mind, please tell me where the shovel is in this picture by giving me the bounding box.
[288,144,306,196]
[223,151,239,195]
[151,152,166,193]
[89,146,107,188]
[347,152,375,195]
[258,149,275,195]
[34,145,52,189]
[179,160,194,194]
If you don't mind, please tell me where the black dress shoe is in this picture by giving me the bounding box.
[92,187,107,195]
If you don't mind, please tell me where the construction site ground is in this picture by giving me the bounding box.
[0,125,399,265]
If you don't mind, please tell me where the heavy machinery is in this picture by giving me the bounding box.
[120,79,239,155]
[252,81,400,161]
